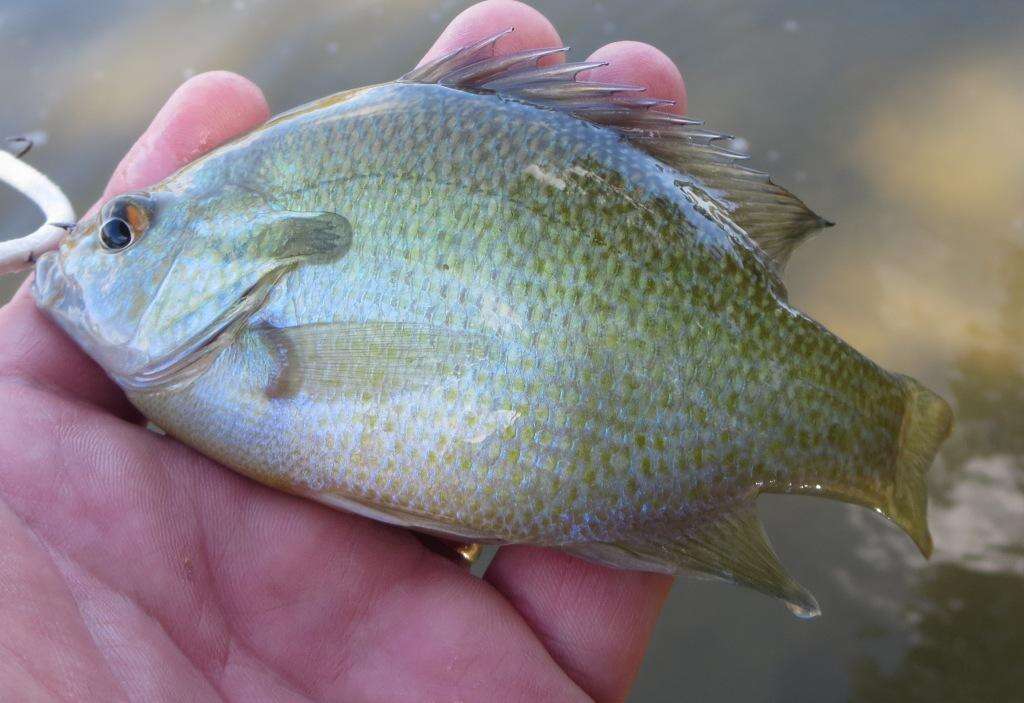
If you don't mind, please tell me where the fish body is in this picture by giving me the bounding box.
[32,37,952,616]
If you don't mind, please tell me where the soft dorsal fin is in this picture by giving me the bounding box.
[402,29,832,272]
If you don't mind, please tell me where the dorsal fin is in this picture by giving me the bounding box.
[402,29,832,273]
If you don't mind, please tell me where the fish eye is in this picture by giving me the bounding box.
[98,192,155,251]
[99,217,134,251]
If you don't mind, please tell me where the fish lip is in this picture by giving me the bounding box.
[32,250,68,309]
[30,251,121,374]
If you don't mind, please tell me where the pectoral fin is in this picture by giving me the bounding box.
[565,498,820,618]
[247,321,494,399]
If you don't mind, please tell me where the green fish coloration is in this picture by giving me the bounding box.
[31,31,953,617]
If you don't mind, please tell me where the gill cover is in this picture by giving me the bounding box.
[35,184,352,391]
[122,206,353,391]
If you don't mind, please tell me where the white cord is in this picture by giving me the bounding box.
[0,150,76,275]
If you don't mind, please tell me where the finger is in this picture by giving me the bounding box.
[418,0,562,66]
[98,71,269,209]
[486,548,672,701]
[0,72,268,417]
[585,41,687,115]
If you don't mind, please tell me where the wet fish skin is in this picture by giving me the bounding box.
[32,43,952,616]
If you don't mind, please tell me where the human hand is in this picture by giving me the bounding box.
[0,2,688,700]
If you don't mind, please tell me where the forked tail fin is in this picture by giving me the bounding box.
[886,375,955,557]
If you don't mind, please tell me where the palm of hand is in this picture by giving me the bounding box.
[0,3,689,700]
[0,371,629,701]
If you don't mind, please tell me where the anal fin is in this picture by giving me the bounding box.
[293,484,495,544]
[564,499,820,619]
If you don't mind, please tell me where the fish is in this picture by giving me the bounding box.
[29,31,953,617]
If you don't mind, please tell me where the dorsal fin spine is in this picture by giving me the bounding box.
[402,28,832,274]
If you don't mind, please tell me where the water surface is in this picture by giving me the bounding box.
[2,1,1022,700]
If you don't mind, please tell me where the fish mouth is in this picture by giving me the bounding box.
[32,250,68,309]
[31,250,125,375]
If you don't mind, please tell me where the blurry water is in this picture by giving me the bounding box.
[2,1,1022,700]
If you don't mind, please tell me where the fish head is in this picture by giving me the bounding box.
[33,185,300,390]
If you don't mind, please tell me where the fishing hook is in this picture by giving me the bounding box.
[5,136,33,159]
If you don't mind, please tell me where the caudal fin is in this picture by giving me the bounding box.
[564,377,952,618]
[886,376,954,557]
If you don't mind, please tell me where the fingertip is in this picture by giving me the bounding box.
[585,41,687,115]
[102,71,269,200]
[189,70,271,128]
[153,70,270,168]
[419,0,562,66]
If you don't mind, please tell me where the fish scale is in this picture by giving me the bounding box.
[33,37,952,616]
[138,84,885,529]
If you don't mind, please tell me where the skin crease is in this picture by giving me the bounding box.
[0,2,693,701]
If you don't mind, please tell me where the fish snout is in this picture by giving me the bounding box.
[32,250,67,309]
